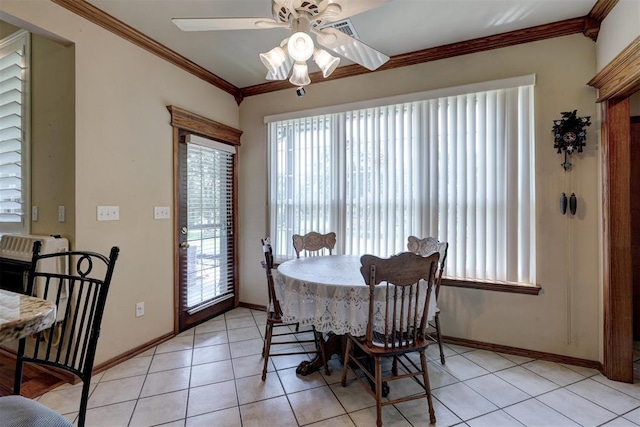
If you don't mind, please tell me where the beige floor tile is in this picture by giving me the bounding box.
[498,352,534,365]
[278,366,327,394]
[83,400,136,427]
[348,404,412,427]
[232,352,274,378]
[427,361,459,389]
[194,318,226,334]
[440,354,490,381]
[504,398,580,426]
[603,417,640,427]
[462,350,516,372]
[87,375,146,408]
[226,315,258,330]
[537,388,616,426]
[432,382,498,421]
[225,307,254,319]
[37,383,97,415]
[329,381,375,413]
[288,386,346,425]
[229,337,264,358]
[465,374,530,407]
[522,360,586,386]
[190,359,235,387]
[236,372,285,405]
[100,356,152,382]
[135,347,156,358]
[239,395,298,427]
[624,406,640,424]
[156,335,195,354]
[561,363,601,378]
[306,414,356,426]
[494,366,559,396]
[270,349,313,371]
[567,378,640,415]
[186,407,242,426]
[149,349,193,373]
[192,343,230,365]
[227,326,262,342]
[396,397,460,427]
[193,330,228,348]
[592,375,640,400]
[129,389,188,427]
[466,409,523,426]
[140,366,191,398]
[187,380,238,417]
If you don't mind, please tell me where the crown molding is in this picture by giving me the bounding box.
[51,0,617,102]
[241,17,588,98]
[588,36,640,101]
[50,0,243,103]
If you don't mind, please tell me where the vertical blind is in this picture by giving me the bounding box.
[184,136,236,313]
[268,79,535,285]
[0,31,28,230]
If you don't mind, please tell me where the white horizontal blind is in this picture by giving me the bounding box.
[0,31,29,231]
[269,79,535,285]
[184,138,235,312]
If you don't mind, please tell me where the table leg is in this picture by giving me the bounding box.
[296,332,344,376]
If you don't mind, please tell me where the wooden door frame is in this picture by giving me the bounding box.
[166,105,242,333]
[588,36,640,382]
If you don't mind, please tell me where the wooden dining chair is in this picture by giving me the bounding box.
[407,235,449,364]
[341,251,440,427]
[260,238,328,380]
[0,241,120,427]
[292,231,336,258]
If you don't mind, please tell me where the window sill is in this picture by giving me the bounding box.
[441,278,541,295]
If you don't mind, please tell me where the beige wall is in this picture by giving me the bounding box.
[239,34,600,360]
[596,0,640,71]
[1,0,240,364]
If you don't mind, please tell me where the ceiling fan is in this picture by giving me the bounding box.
[172,0,391,90]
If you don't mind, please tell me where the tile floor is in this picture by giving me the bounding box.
[34,307,640,426]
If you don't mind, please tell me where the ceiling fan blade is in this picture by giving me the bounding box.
[171,17,285,31]
[266,57,294,81]
[319,0,392,21]
[315,27,389,71]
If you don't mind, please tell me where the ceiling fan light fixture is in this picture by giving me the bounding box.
[289,61,311,86]
[260,45,288,75]
[313,48,340,77]
[287,31,314,62]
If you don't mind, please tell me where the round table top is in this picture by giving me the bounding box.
[277,255,365,287]
[0,289,56,344]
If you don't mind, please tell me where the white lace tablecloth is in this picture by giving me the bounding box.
[275,255,437,336]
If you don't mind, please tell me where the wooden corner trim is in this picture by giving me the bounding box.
[50,0,241,100]
[589,0,619,22]
[588,36,640,101]
[167,105,242,145]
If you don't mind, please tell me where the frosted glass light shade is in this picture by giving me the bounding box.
[260,45,287,75]
[313,48,340,78]
[289,62,311,86]
[287,32,314,62]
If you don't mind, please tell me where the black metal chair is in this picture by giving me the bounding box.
[0,241,119,427]
[261,238,328,380]
[341,251,440,427]
[407,235,449,364]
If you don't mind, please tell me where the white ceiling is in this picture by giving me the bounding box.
[85,0,598,89]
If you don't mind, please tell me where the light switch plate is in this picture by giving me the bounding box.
[31,206,38,222]
[58,206,65,222]
[97,206,119,221]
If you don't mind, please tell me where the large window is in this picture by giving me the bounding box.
[268,76,535,285]
[0,30,29,233]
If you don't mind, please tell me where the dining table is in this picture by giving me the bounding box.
[0,289,57,345]
[275,254,437,376]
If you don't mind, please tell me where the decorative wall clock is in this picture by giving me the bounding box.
[552,110,591,171]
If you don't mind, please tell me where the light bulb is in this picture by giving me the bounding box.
[313,48,340,78]
[259,45,287,75]
[289,62,311,87]
[287,32,314,62]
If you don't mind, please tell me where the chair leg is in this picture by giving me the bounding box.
[262,321,274,381]
[77,381,92,427]
[435,312,445,364]
[12,339,26,395]
[374,356,383,427]
[341,338,353,386]
[392,356,398,376]
[420,350,436,424]
[314,329,330,375]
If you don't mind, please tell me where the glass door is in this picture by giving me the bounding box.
[177,133,236,331]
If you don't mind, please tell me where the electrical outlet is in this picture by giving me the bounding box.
[31,206,38,221]
[136,302,144,317]
[153,206,170,219]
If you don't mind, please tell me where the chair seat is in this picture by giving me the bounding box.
[0,395,73,427]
